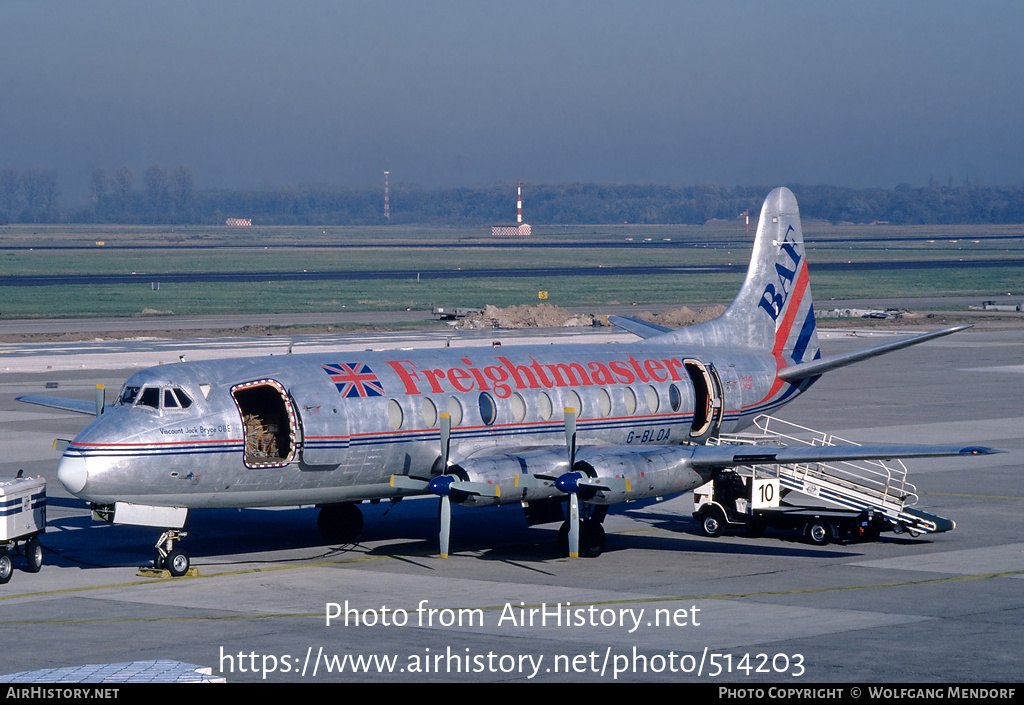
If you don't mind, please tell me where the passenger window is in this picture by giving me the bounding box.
[645,385,660,413]
[479,392,497,426]
[510,392,527,423]
[447,396,464,426]
[669,384,681,412]
[566,390,583,417]
[537,391,553,421]
[623,387,637,415]
[422,397,438,427]
[387,399,404,430]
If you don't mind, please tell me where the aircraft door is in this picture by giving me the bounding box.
[289,383,350,466]
[231,379,299,468]
[683,359,723,443]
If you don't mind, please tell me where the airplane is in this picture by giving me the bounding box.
[18,187,999,575]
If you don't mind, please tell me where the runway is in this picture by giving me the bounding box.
[0,326,1021,683]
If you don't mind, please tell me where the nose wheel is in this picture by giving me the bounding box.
[154,529,191,577]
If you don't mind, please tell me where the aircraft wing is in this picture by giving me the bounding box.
[688,442,1001,469]
[15,395,103,415]
[607,315,674,339]
[778,325,970,382]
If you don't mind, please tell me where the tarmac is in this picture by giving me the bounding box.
[0,324,1021,683]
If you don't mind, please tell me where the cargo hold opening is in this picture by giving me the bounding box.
[231,379,297,468]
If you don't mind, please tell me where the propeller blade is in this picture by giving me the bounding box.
[95,384,106,417]
[564,408,577,468]
[576,476,631,493]
[390,474,431,491]
[450,480,500,498]
[439,495,451,559]
[567,493,580,558]
[440,412,451,470]
[420,414,453,559]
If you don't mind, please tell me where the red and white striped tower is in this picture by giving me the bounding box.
[517,181,523,224]
[384,171,390,220]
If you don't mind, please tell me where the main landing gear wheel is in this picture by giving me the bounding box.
[557,520,606,558]
[24,537,42,573]
[0,549,11,585]
[318,503,364,544]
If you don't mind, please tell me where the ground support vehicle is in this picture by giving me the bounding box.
[0,476,46,583]
[693,415,953,545]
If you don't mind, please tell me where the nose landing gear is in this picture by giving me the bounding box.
[153,529,191,577]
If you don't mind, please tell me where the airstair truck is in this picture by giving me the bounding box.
[693,415,954,545]
[0,476,46,583]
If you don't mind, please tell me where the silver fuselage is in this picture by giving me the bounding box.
[57,340,791,509]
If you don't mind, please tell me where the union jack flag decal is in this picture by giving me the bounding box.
[322,362,385,398]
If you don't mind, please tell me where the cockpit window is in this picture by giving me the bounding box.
[120,383,195,411]
[162,387,193,409]
[173,388,193,409]
[119,386,141,405]
[163,389,179,409]
[138,387,160,409]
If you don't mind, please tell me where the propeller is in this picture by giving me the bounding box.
[534,408,630,557]
[513,408,587,557]
[389,413,498,559]
[436,413,453,558]
[559,408,582,558]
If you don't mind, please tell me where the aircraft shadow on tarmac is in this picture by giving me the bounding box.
[37,495,934,570]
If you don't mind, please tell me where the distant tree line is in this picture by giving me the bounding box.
[2,165,1024,226]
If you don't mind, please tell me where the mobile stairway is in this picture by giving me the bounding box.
[694,414,954,544]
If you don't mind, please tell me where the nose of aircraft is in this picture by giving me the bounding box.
[57,453,89,495]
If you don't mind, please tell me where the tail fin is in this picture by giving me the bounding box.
[662,187,819,364]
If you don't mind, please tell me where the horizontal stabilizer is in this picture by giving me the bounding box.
[689,442,1001,469]
[778,325,970,382]
[16,395,104,416]
[607,316,673,339]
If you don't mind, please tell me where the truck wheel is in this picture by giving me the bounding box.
[807,521,831,546]
[701,508,725,538]
[24,537,42,573]
[0,549,12,584]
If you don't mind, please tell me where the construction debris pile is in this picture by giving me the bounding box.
[455,304,595,329]
[631,305,727,327]
[454,303,727,330]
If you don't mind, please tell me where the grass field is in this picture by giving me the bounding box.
[0,223,1021,318]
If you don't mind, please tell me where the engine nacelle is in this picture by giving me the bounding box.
[449,444,710,508]
[449,448,570,507]
[573,445,707,504]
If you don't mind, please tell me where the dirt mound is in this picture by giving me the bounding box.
[455,303,729,330]
[631,305,727,327]
[456,304,595,329]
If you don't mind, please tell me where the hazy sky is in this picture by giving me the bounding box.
[3,1,1023,203]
